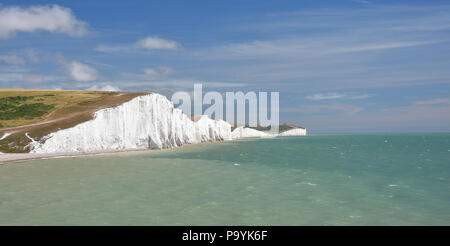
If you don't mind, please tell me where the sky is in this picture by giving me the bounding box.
[1,0,450,132]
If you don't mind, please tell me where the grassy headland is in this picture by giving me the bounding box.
[0,89,148,153]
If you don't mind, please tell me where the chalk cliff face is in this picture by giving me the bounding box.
[29,93,307,154]
[231,126,271,139]
[31,94,232,153]
[278,128,307,136]
[231,126,307,139]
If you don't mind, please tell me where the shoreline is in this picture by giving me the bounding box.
[0,135,294,164]
[0,139,241,164]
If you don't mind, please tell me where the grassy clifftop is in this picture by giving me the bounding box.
[0,89,148,153]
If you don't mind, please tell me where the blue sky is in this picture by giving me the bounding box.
[1,0,450,132]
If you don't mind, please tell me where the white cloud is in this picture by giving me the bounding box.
[0,4,87,39]
[67,61,98,82]
[210,39,446,60]
[143,68,158,77]
[414,98,450,105]
[144,66,174,77]
[0,55,25,65]
[305,92,373,100]
[87,84,121,92]
[136,37,179,50]
[57,54,98,82]
[352,0,370,4]
[96,37,180,53]
[328,40,445,54]
[306,93,345,100]
[0,50,40,65]
[183,5,450,94]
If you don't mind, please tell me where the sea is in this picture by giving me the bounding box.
[0,134,449,225]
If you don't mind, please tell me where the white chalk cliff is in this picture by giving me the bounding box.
[31,93,232,153]
[231,126,307,139]
[278,128,307,136]
[29,93,307,154]
[231,126,270,139]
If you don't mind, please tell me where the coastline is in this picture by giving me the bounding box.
[0,138,235,164]
[1,92,305,162]
[0,136,266,164]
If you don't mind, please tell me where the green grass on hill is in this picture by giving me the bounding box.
[0,96,56,121]
[0,90,121,129]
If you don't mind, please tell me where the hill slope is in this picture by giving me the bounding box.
[0,89,147,153]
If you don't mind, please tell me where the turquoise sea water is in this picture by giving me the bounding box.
[0,134,449,225]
